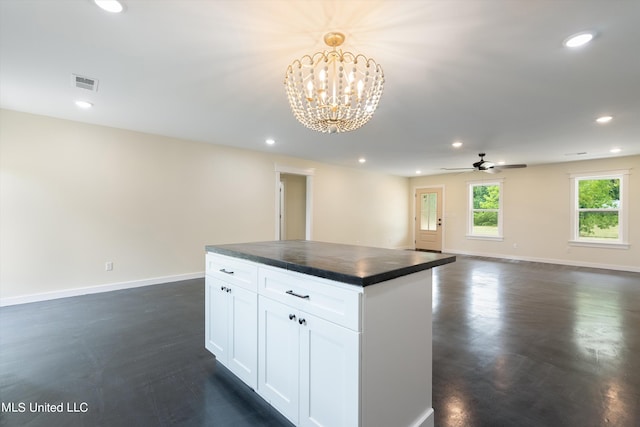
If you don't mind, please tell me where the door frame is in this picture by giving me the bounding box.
[412,184,445,251]
[279,180,286,240]
[274,165,314,241]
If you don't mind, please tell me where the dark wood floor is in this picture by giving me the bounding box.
[1,256,638,427]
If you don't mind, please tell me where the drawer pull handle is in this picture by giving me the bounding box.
[221,286,227,291]
[298,318,306,325]
[286,290,310,299]
[289,314,296,321]
[219,268,235,275]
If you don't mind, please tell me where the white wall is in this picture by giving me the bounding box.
[0,109,410,302]
[3,108,633,304]
[410,156,640,272]
[313,164,411,248]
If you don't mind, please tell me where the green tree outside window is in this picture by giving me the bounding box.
[472,184,500,235]
[578,178,620,239]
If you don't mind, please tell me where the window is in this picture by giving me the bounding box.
[468,179,503,240]
[420,192,438,231]
[570,170,629,248]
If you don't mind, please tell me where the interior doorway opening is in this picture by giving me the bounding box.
[275,166,314,241]
[279,174,306,240]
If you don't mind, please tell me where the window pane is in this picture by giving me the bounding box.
[420,193,437,231]
[473,185,499,209]
[473,211,498,235]
[579,211,619,239]
[578,179,620,209]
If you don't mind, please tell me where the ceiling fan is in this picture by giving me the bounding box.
[442,153,527,174]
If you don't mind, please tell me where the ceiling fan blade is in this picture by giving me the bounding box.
[483,167,500,174]
[494,164,527,169]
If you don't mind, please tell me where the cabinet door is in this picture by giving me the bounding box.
[299,313,359,427]
[258,296,300,425]
[227,284,258,389]
[205,277,229,363]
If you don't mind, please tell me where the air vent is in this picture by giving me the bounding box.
[71,74,99,92]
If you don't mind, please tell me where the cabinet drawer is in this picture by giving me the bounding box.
[258,266,361,331]
[206,252,258,292]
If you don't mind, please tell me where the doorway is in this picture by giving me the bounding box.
[415,187,443,252]
[279,174,306,240]
[275,166,314,241]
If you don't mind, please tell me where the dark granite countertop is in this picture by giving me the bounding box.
[205,240,455,287]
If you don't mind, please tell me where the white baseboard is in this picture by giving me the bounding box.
[0,272,205,307]
[444,249,640,273]
[410,407,434,427]
[3,250,636,307]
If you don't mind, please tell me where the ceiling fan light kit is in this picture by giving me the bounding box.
[284,32,384,134]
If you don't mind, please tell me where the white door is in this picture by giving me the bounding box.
[227,284,258,389]
[258,296,300,425]
[299,313,359,427]
[205,277,228,362]
[415,187,443,252]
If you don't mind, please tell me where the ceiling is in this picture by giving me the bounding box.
[1,0,639,177]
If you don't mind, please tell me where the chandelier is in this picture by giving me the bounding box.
[284,32,384,134]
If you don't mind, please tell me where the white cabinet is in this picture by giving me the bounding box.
[256,295,300,422]
[257,267,360,427]
[205,254,258,389]
[205,250,436,427]
[298,307,359,427]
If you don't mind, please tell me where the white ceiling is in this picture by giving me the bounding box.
[1,0,639,176]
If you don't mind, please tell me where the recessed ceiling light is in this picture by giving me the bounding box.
[452,141,463,148]
[610,147,622,153]
[94,0,124,13]
[596,115,613,124]
[265,138,275,145]
[563,31,595,48]
[75,100,93,109]
[358,158,366,164]
[415,170,422,175]
[497,161,506,165]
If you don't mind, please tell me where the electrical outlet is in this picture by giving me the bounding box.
[105,262,113,271]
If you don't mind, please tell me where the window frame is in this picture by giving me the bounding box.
[467,178,504,241]
[569,170,630,249]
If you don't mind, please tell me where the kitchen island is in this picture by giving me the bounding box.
[204,240,455,427]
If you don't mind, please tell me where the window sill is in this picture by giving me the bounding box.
[568,240,630,249]
[466,235,504,242]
